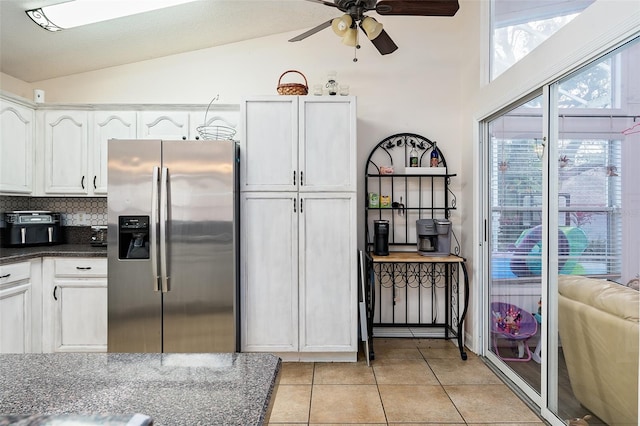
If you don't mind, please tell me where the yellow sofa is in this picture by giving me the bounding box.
[558,275,639,426]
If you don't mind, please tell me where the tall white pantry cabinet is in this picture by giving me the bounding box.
[240,96,358,361]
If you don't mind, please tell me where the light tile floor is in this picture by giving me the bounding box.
[268,338,546,425]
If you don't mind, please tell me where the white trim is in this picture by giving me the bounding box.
[542,83,557,421]
[475,0,640,121]
[473,120,486,356]
[480,0,492,87]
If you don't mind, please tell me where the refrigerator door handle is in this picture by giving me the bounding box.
[160,166,170,293]
[151,166,161,292]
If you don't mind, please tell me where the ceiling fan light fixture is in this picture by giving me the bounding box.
[341,27,359,47]
[331,14,353,37]
[361,16,384,40]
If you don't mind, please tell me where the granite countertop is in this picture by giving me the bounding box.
[0,352,281,426]
[0,244,107,265]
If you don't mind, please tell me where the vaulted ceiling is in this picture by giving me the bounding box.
[0,0,338,83]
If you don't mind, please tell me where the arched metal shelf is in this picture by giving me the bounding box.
[362,133,468,361]
[364,133,459,253]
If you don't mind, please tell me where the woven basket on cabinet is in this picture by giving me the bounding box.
[276,70,308,95]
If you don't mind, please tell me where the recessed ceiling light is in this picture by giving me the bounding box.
[26,0,198,32]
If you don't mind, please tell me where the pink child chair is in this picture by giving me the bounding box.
[491,302,538,362]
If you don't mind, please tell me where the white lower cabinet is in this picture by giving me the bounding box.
[298,194,357,354]
[0,261,32,353]
[241,192,357,361]
[241,193,298,353]
[42,257,107,352]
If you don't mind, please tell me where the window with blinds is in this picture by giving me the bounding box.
[488,114,623,280]
[556,136,622,277]
[488,101,545,280]
[487,33,634,282]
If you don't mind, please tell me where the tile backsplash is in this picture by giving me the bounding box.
[0,196,106,226]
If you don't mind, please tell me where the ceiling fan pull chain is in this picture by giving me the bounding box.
[353,29,360,62]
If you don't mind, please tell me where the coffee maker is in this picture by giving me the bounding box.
[416,219,451,256]
[373,220,389,256]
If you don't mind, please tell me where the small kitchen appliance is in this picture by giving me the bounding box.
[90,225,107,247]
[2,211,61,247]
[373,220,389,256]
[416,218,451,256]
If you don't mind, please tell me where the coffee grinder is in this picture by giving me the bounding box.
[416,218,451,256]
[373,220,389,256]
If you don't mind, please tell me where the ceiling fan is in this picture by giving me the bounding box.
[289,0,460,57]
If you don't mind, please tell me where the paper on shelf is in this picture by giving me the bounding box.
[404,167,447,175]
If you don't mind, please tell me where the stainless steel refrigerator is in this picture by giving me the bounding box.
[107,139,239,353]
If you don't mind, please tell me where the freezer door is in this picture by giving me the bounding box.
[107,139,162,352]
[161,140,237,352]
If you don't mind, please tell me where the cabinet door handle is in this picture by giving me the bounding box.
[93,176,97,190]
[300,171,304,186]
[293,198,297,213]
[81,176,85,189]
[293,171,296,186]
[76,266,92,270]
[53,286,58,301]
[0,273,11,279]
[300,198,304,213]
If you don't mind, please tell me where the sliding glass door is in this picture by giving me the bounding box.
[550,38,638,426]
[485,94,544,401]
[483,35,639,426]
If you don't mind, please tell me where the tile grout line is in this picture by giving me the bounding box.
[307,362,316,426]
[369,351,390,426]
[417,341,470,425]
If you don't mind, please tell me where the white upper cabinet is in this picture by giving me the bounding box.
[240,97,298,192]
[189,108,239,141]
[240,96,357,193]
[16,103,237,197]
[92,111,137,194]
[41,110,89,195]
[298,97,357,192]
[138,111,190,140]
[0,98,34,195]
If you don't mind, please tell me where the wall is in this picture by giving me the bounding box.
[29,21,471,205]
[22,12,476,251]
[457,0,483,349]
[0,72,33,100]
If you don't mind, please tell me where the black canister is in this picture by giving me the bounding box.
[373,220,389,256]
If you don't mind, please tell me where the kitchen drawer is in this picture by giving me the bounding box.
[0,261,31,286]
[54,258,107,278]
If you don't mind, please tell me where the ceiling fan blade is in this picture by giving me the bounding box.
[288,19,334,42]
[369,29,398,55]
[376,0,459,17]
